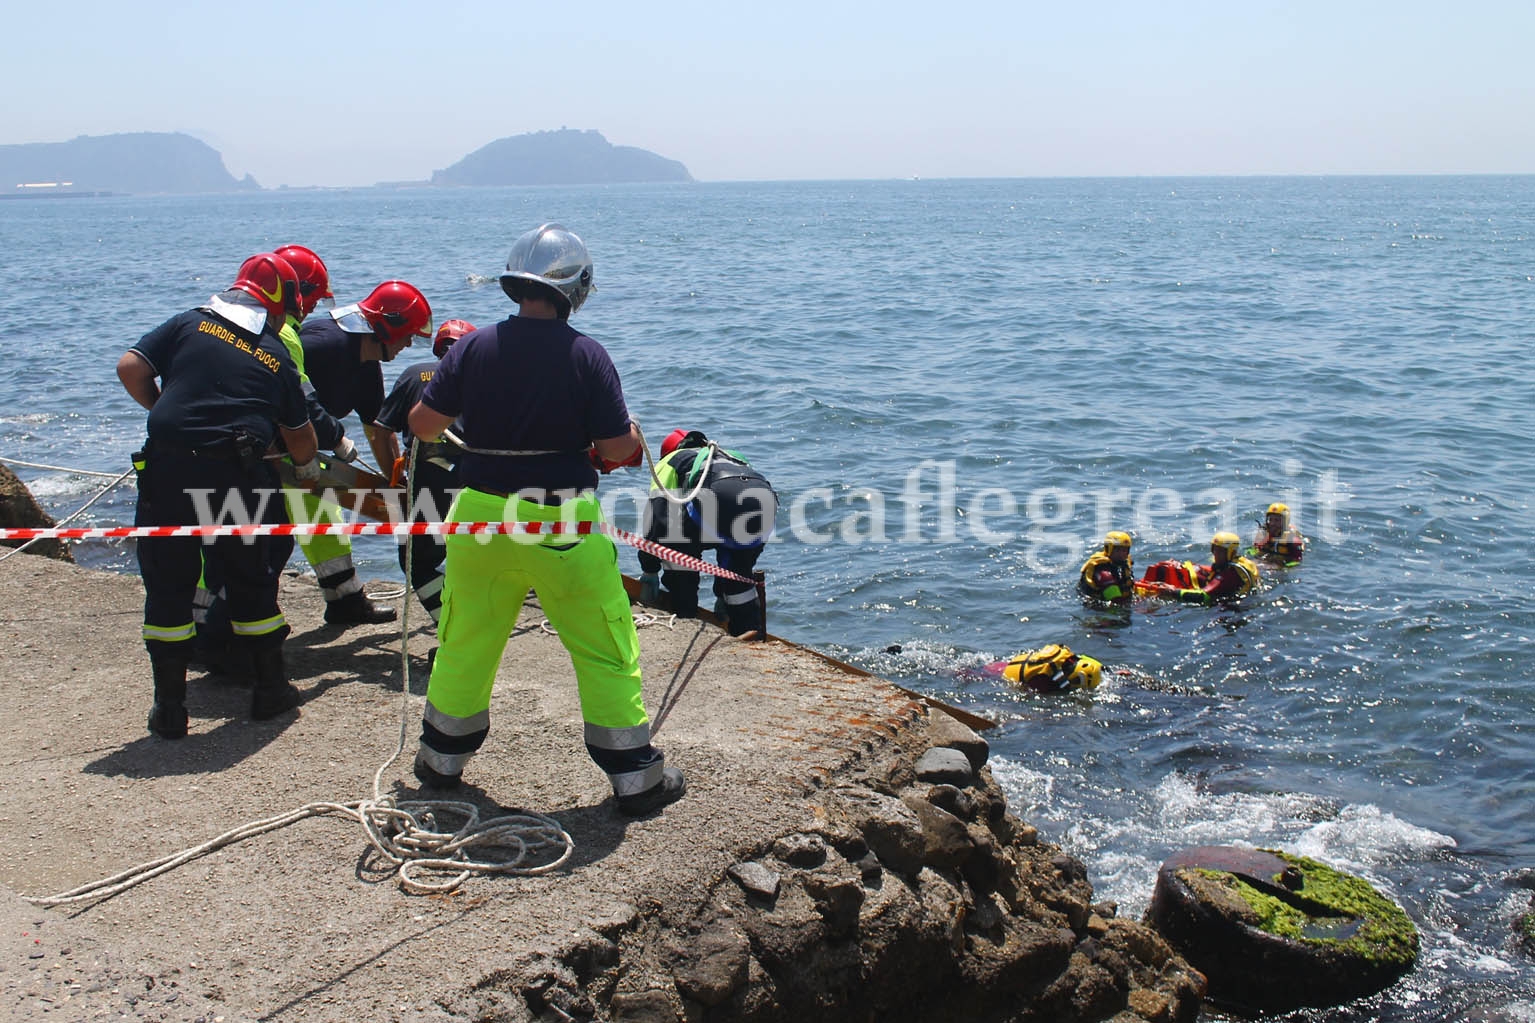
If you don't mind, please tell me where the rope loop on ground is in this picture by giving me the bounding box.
[541,609,675,635]
[355,797,573,895]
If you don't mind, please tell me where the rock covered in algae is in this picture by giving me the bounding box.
[1145,845,1418,1012]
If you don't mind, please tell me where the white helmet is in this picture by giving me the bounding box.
[499,223,594,317]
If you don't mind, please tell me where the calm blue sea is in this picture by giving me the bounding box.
[2,178,1533,1020]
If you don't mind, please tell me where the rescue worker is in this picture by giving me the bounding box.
[1252,502,1306,565]
[1146,532,1259,604]
[193,243,336,650]
[636,428,777,636]
[115,253,320,738]
[1078,530,1134,604]
[407,222,684,816]
[989,644,1103,693]
[374,319,475,623]
[293,279,434,624]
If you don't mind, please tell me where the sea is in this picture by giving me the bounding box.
[1,177,1532,1021]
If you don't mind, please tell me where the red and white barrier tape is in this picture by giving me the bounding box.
[0,520,753,584]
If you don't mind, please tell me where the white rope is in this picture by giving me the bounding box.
[1,456,132,480]
[540,610,676,636]
[634,423,721,508]
[362,434,575,892]
[0,466,135,564]
[23,439,576,905]
[365,585,408,600]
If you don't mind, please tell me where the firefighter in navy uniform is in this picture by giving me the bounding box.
[407,223,685,816]
[1078,530,1135,604]
[637,429,778,636]
[374,318,475,624]
[292,280,433,624]
[194,243,336,650]
[115,253,320,739]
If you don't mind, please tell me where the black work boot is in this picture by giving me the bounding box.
[147,654,189,740]
[724,600,763,638]
[412,751,462,791]
[324,591,397,626]
[250,645,302,720]
[616,767,687,817]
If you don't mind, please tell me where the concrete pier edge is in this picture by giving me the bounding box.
[0,555,1205,1022]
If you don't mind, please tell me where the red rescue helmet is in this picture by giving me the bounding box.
[231,252,301,323]
[660,429,689,459]
[273,244,333,318]
[660,428,708,459]
[432,319,476,358]
[358,280,433,345]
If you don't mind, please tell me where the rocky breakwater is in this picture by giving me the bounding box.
[0,463,73,562]
[475,712,1206,1023]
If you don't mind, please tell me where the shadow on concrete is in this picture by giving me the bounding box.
[83,699,298,779]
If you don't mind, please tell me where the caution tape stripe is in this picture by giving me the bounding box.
[0,520,752,584]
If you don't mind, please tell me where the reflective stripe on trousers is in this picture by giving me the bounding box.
[310,552,363,600]
[586,722,666,796]
[415,573,444,622]
[418,487,659,793]
[418,699,490,777]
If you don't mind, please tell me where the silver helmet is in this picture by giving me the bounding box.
[499,223,595,316]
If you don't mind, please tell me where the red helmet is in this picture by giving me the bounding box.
[231,253,301,323]
[660,429,709,459]
[273,244,333,318]
[358,281,433,345]
[432,319,476,358]
[660,429,689,459]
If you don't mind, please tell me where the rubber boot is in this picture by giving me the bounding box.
[250,645,302,720]
[147,654,189,740]
[412,750,462,790]
[324,590,398,626]
[616,767,687,816]
[724,600,762,638]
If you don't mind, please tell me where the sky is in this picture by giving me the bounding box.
[4,0,1533,188]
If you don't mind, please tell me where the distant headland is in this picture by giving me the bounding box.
[0,128,689,196]
[0,133,258,196]
[430,128,691,186]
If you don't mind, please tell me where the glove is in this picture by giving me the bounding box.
[293,457,322,482]
[638,572,660,605]
[588,444,643,474]
[332,436,359,463]
[390,456,407,488]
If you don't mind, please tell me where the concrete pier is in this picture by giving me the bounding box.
[0,556,1203,1022]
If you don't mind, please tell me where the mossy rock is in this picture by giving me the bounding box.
[1145,845,1418,1012]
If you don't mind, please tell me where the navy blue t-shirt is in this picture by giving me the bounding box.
[133,309,307,447]
[420,317,629,494]
[299,315,386,425]
[376,358,441,446]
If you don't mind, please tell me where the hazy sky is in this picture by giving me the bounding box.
[5,0,1532,187]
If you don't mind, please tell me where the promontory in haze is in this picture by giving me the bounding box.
[431,129,691,186]
[0,132,257,196]
[1,128,689,195]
